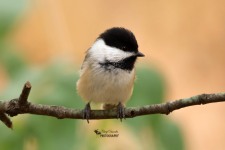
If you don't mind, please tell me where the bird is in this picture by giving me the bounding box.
[76,27,144,123]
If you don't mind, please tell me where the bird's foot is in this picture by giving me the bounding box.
[117,102,126,122]
[83,102,91,123]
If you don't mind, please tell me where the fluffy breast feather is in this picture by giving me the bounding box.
[76,63,135,104]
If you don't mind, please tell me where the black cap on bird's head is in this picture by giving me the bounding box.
[99,27,144,57]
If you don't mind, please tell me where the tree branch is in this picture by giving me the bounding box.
[0,81,225,128]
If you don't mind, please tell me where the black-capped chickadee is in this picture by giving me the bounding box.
[76,27,144,123]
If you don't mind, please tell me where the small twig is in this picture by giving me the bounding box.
[0,101,12,129]
[0,82,225,129]
[18,81,31,105]
[0,113,12,129]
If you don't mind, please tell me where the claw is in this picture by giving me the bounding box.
[117,102,125,122]
[83,102,91,123]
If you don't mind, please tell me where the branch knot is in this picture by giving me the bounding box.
[199,94,208,104]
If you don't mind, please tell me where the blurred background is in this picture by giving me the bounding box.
[0,0,225,150]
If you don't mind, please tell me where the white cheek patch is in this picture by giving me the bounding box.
[89,39,134,62]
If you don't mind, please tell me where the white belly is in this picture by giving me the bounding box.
[77,68,135,104]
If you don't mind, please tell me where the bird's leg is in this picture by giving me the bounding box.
[117,102,126,122]
[83,102,91,123]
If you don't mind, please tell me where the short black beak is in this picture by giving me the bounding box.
[136,52,145,57]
